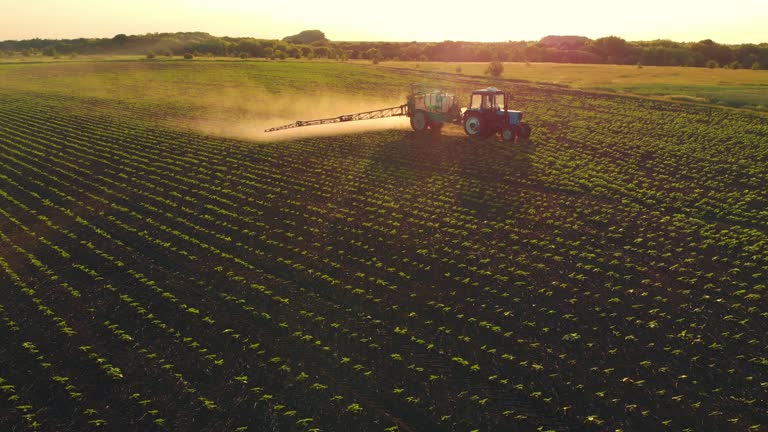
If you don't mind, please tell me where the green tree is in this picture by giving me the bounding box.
[235,39,263,57]
[474,45,493,62]
[706,59,719,68]
[485,61,504,77]
[112,34,128,45]
[364,48,379,60]
[692,39,732,67]
[42,46,58,57]
[273,42,289,53]
[286,46,300,58]
[282,30,327,45]
[589,36,634,63]
[402,44,422,61]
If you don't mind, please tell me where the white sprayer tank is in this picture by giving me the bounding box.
[412,91,457,113]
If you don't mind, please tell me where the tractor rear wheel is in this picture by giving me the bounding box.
[463,115,485,137]
[410,110,428,132]
[519,122,531,139]
[501,127,518,142]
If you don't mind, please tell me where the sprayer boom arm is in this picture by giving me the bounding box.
[264,104,409,133]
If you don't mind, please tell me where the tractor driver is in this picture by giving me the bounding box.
[487,95,493,110]
[483,94,493,110]
[484,94,501,111]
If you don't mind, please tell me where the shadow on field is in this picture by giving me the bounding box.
[360,127,534,224]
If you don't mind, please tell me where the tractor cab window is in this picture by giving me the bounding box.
[470,94,483,110]
[471,93,505,110]
[485,94,504,110]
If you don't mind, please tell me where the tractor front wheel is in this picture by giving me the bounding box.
[519,122,531,139]
[410,110,428,132]
[501,127,518,142]
[463,115,485,137]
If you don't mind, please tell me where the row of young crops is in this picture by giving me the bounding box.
[0,75,767,432]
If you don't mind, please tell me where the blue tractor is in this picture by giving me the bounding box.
[462,87,531,141]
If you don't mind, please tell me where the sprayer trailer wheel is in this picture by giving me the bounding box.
[410,110,428,132]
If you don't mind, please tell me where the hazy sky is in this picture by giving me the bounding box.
[1,0,766,43]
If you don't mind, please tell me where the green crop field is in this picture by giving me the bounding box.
[1,59,768,432]
[378,61,768,110]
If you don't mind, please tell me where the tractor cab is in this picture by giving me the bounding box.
[462,87,530,141]
[468,88,506,112]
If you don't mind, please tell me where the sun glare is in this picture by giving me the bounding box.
[0,0,765,43]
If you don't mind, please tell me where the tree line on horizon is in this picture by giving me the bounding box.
[1,31,767,69]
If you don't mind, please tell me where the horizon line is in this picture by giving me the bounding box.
[1,31,766,46]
